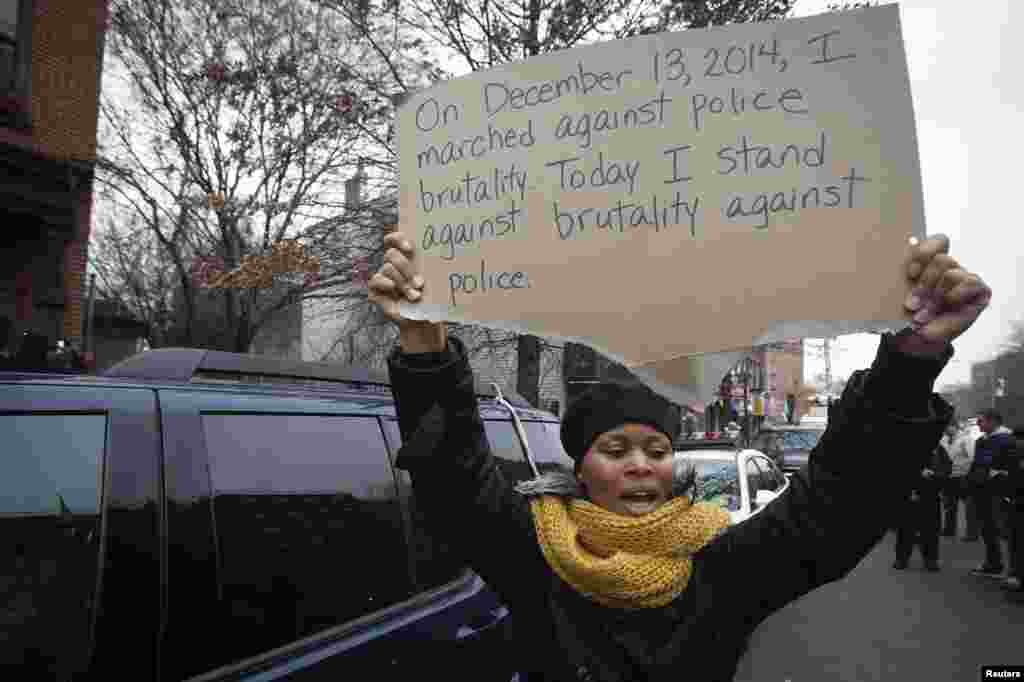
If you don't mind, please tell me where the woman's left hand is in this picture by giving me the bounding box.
[899,234,991,355]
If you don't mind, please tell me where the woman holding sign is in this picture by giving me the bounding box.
[368,233,989,681]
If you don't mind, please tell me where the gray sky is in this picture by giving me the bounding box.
[796,0,1023,390]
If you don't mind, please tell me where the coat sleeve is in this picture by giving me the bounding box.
[701,331,954,631]
[387,335,551,610]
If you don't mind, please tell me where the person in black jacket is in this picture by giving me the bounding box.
[894,432,953,571]
[1001,427,1024,597]
[368,232,989,682]
[968,408,1017,577]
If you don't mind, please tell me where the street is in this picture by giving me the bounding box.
[734,531,1024,682]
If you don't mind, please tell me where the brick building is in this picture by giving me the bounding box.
[702,341,805,432]
[0,0,109,355]
[970,355,1024,428]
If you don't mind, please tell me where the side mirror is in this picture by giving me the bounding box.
[754,489,775,507]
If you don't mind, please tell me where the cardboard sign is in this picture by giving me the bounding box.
[398,3,921,369]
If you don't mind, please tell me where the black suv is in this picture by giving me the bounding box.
[0,348,570,681]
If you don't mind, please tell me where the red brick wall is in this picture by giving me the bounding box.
[0,0,109,162]
[0,0,110,351]
[63,187,93,344]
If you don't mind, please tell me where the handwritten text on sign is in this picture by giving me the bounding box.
[398,4,923,364]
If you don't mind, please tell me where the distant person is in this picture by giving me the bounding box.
[942,422,977,538]
[894,437,952,571]
[959,420,984,541]
[999,427,1024,597]
[968,409,1016,578]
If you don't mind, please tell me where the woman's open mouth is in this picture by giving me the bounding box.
[621,491,659,502]
[619,490,662,514]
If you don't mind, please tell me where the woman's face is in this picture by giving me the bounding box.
[577,423,675,516]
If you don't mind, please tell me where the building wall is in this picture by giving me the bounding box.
[0,0,109,351]
[971,354,1024,429]
[82,298,150,372]
[0,227,66,343]
[763,345,804,421]
[0,0,108,162]
[91,335,139,373]
[249,300,303,360]
[450,330,565,415]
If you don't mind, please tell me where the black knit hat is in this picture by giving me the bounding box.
[560,380,679,468]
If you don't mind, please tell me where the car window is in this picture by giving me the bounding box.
[689,459,741,512]
[745,458,763,501]
[522,421,574,473]
[753,456,785,492]
[0,414,105,677]
[753,432,782,454]
[380,418,463,593]
[202,414,414,668]
[782,430,823,450]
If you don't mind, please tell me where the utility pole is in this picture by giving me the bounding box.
[823,337,832,396]
[85,273,96,368]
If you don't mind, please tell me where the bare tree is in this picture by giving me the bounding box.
[88,210,180,347]
[93,0,433,352]
[313,0,796,405]
[328,0,794,74]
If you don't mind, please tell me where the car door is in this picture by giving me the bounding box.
[0,383,161,680]
[157,389,515,682]
[381,418,517,676]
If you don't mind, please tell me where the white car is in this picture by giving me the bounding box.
[676,447,790,525]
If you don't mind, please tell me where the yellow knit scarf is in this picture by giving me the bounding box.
[529,495,731,610]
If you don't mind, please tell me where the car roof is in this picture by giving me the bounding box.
[0,350,558,422]
[675,438,739,451]
[676,450,738,460]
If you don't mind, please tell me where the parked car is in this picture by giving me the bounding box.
[752,424,826,473]
[0,348,571,681]
[676,443,790,525]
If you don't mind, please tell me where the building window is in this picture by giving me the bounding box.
[0,0,31,128]
[0,1,18,91]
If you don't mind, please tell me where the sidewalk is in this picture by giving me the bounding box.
[734,530,1024,682]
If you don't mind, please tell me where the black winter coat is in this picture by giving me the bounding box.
[910,443,953,496]
[389,333,953,682]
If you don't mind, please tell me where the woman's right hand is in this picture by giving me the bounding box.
[367,231,423,325]
[367,231,446,352]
